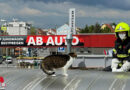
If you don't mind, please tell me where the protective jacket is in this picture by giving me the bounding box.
[113,37,130,61]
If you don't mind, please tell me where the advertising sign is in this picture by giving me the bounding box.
[0,36,27,46]
[0,35,83,47]
[0,34,115,47]
[1,26,7,31]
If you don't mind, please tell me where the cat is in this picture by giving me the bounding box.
[41,53,77,76]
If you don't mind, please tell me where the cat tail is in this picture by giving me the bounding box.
[41,62,55,75]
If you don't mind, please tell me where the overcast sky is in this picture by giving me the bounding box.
[1,0,130,28]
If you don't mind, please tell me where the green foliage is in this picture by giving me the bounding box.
[88,25,94,33]
[80,25,90,33]
[94,22,101,33]
[80,22,113,33]
[111,22,116,26]
[101,27,111,33]
[30,27,36,35]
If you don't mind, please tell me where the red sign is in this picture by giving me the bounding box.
[26,35,83,47]
[26,34,115,47]
[0,34,116,48]
[81,34,116,47]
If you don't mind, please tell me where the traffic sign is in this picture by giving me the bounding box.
[58,47,65,52]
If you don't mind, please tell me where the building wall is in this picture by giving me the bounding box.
[7,21,29,35]
[7,27,27,35]
[6,21,31,56]
[56,24,71,35]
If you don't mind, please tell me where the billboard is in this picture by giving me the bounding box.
[1,26,7,31]
[0,34,115,48]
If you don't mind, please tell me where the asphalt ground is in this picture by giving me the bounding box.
[0,67,130,90]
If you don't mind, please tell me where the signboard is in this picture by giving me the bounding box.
[0,36,26,46]
[0,34,115,47]
[0,35,82,47]
[1,26,7,31]
[58,47,65,52]
[69,8,76,34]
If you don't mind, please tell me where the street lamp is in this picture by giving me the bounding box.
[66,32,73,54]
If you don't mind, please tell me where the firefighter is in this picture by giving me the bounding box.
[111,22,130,72]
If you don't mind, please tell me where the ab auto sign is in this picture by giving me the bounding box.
[0,35,83,47]
[0,34,115,48]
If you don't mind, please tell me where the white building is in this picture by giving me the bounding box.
[5,19,31,56]
[56,24,71,35]
[7,19,31,35]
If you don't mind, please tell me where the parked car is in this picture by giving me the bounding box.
[5,56,13,64]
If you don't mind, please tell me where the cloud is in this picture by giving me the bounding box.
[0,3,13,14]
[19,7,63,16]
[19,7,44,16]
[77,10,86,17]
[23,0,130,10]
[1,0,130,28]
[75,5,130,19]
[1,0,130,18]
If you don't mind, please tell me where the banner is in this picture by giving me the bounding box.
[0,36,27,46]
[1,26,7,31]
[0,34,116,47]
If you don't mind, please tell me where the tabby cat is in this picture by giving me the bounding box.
[41,53,77,76]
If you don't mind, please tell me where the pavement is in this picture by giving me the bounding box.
[0,67,130,90]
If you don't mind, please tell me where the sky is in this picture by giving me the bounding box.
[1,0,130,28]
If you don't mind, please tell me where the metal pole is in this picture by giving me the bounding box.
[19,23,20,57]
[67,42,71,54]
[104,56,108,68]
[66,33,73,54]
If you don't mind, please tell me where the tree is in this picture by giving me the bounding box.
[79,22,115,34]
[101,27,111,33]
[110,22,116,30]
[80,25,89,33]
[30,27,36,35]
[89,25,94,33]
[111,22,116,26]
[94,22,101,33]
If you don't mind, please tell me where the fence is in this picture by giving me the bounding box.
[72,55,112,68]
[17,59,42,69]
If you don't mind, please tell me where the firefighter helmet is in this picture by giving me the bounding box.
[115,22,130,37]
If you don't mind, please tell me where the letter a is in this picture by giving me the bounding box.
[27,37,35,45]
[46,37,54,45]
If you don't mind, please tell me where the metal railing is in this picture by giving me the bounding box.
[77,54,112,68]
